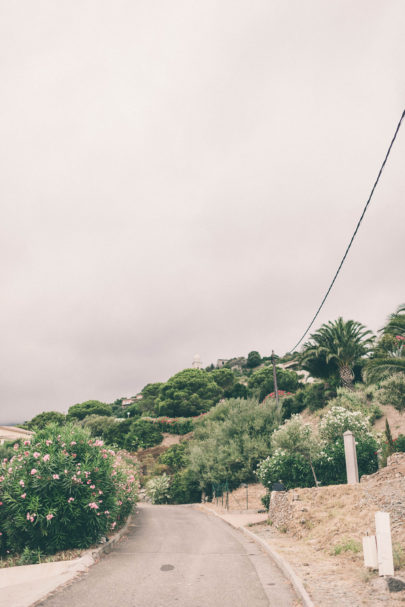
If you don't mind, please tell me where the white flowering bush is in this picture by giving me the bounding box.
[256,449,314,489]
[257,407,379,489]
[318,406,372,443]
[0,424,138,556]
[145,474,171,504]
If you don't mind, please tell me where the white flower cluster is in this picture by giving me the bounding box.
[319,406,372,442]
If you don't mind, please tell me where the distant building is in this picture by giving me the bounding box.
[121,398,135,408]
[216,359,229,368]
[192,354,203,369]
[0,426,33,445]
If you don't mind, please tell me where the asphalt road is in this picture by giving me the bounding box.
[38,505,296,607]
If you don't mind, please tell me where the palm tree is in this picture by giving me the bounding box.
[300,318,375,389]
[365,303,405,382]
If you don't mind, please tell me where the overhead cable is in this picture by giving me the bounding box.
[290,108,405,352]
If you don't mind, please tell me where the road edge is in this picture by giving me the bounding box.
[196,504,314,607]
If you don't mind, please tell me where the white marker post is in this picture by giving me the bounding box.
[375,511,394,576]
[363,535,378,569]
[343,430,359,484]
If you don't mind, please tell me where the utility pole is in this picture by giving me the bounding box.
[272,350,279,406]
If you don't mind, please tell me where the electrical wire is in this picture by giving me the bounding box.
[290,109,405,352]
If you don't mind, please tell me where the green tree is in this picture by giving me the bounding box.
[366,304,405,382]
[25,411,66,430]
[271,415,320,485]
[187,397,283,491]
[248,366,300,401]
[139,383,164,414]
[300,318,374,390]
[210,368,236,396]
[156,369,222,417]
[67,400,112,420]
[246,351,262,368]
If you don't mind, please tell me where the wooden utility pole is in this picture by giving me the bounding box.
[271,350,279,406]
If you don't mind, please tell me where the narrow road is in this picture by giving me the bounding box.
[38,505,296,607]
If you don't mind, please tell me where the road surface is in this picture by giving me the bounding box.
[38,504,296,607]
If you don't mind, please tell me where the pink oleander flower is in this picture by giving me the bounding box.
[0,476,4,482]
[31,469,37,475]
[0,502,2,506]
[33,452,40,459]
[13,443,19,450]
[98,490,103,495]
[67,497,74,503]
[45,439,53,446]
[46,514,54,521]
[24,440,30,446]
[70,441,77,446]
[43,454,50,462]
[21,493,26,499]
[24,451,29,456]
[8,467,12,474]
[111,522,117,529]
[88,502,99,509]
[19,480,25,487]
[104,510,109,515]
[90,484,95,489]
[52,474,60,480]
[72,453,77,458]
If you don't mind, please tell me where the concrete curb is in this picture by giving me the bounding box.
[241,527,315,607]
[197,505,314,607]
[0,512,135,607]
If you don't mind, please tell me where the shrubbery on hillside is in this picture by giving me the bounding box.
[257,408,379,490]
[0,424,137,556]
[247,367,300,401]
[187,397,283,492]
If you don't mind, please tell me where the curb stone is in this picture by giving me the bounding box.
[242,527,314,607]
[196,505,314,607]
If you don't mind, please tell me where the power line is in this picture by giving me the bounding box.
[290,109,405,353]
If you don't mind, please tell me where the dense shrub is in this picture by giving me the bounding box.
[247,367,300,401]
[0,424,137,556]
[378,373,405,413]
[24,411,66,430]
[67,400,113,421]
[123,420,163,451]
[145,474,170,504]
[156,369,222,417]
[187,398,282,491]
[315,436,379,485]
[394,434,405,453]
[318,406,373,443]
[327,387,382,423]
[167,469,201,504]
[159,443,188,472]
[257,450,314,490]
[150,417,194,435]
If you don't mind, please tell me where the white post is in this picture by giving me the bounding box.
[343,430,359,484]
[375,511,394,576]
[363,535,378,569]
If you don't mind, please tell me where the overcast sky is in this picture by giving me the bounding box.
[1,1,404,424]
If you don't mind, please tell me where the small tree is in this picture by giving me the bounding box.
[271,415,320,486]
[247,351,262,368]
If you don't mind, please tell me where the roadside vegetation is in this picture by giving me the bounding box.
[4,302,404,524]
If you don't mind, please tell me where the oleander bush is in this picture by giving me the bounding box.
[0,423,138,556]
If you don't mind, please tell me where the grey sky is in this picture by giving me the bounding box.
[1,1,404,424]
